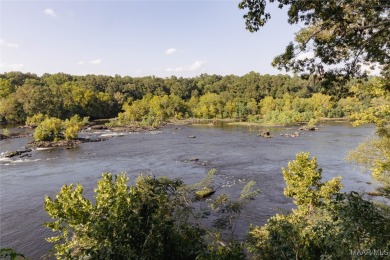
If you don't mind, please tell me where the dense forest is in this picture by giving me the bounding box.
[0,71,376,127]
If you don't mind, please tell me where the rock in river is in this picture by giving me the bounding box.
[5,149,32,158]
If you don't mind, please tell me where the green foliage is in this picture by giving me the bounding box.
[33,115,87,141]
[0,248,26,260]
[44,173,206,259]
[239,0,390,83]
[197,238,246,260]
[0,72,376,125]
[33,117,64,141]
[247,152,390,259]
[44,170,261,259]
[0,78,14,98]
[195,93,225,119]
[337,96,364,117]
[2,128,10,137]
[25,113,47,127]
[258,93,352,125]
[351,78,390,128]
[348,77,390,193]
[63,115,89,140]
[195,187,216,199]
[263,110,301,125]
[240,180,260,200]
[117,94,187,126]
[189,169,216,191]
[282,152,342,215]
[306,118,318,128]
[348,133,390,179]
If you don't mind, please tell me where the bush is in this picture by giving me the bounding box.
[44,173,207,259]
[63,115,89,140]
[326,107,344,118]
[44,171,260,259]
[25,113,47,127]
[33,115,88,141]
[0,248,26,260]
[33,117,63,141]
[247,153,390,259]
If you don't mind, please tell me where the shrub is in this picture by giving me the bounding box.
[33,117,63,141]
[44,171,260,259]
[63,115,89,140]
[44,173,207,259]
[33,115,87,141]
[26,113,47,127]
[247,153,390,259]
[0,248,26,260]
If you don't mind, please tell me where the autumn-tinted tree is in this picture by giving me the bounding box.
[348,76,390,196]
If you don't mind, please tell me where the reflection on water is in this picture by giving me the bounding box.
[0,122,382,258]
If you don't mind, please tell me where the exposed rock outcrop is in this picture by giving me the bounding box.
[4,149,32,158]
[28,137,107,148]
[299,126,318,131]
[258,131,272,138]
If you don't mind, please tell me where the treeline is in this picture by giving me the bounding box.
[0,71,373,125]
[116,92,366,126]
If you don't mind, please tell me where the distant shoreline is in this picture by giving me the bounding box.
[168,117,351,127]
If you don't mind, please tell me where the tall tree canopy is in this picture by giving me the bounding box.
[239,0,390,82]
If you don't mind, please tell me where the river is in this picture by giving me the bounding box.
[0,122,382,259]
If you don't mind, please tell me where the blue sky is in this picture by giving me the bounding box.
[0,0,301,77]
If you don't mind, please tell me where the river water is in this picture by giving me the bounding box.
[0,122,382,259]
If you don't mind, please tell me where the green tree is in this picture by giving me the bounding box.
[63,115,89,140]
[308,93,333,118]
[0,78,14,98]
[259,96,276,116]
[348,77,390,195]
[247,152,390,259]
[33,115,87,141]
[44,173,216,259]
[196,93,225,119]
[25,113,47,128]
[337,96,364,116]
[33,117,64,141]
[246,98,258,115]
[282,152,342,215]
[238,0,389,82]
[22,85,59,118]
[44,170,261,259]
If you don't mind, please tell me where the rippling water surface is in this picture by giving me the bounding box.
[0,122,381,258]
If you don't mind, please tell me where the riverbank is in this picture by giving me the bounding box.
[168,117,351,128]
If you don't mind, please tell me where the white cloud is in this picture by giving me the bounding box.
[134,69,143,74]
[165,48,177,55]
[0,39,19,48]
[0,63,25,71]
[166,60,206,73]
[189,60,205,71]
[77,61,85,65]
[89,59,101,65]
[44,8,58,18]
